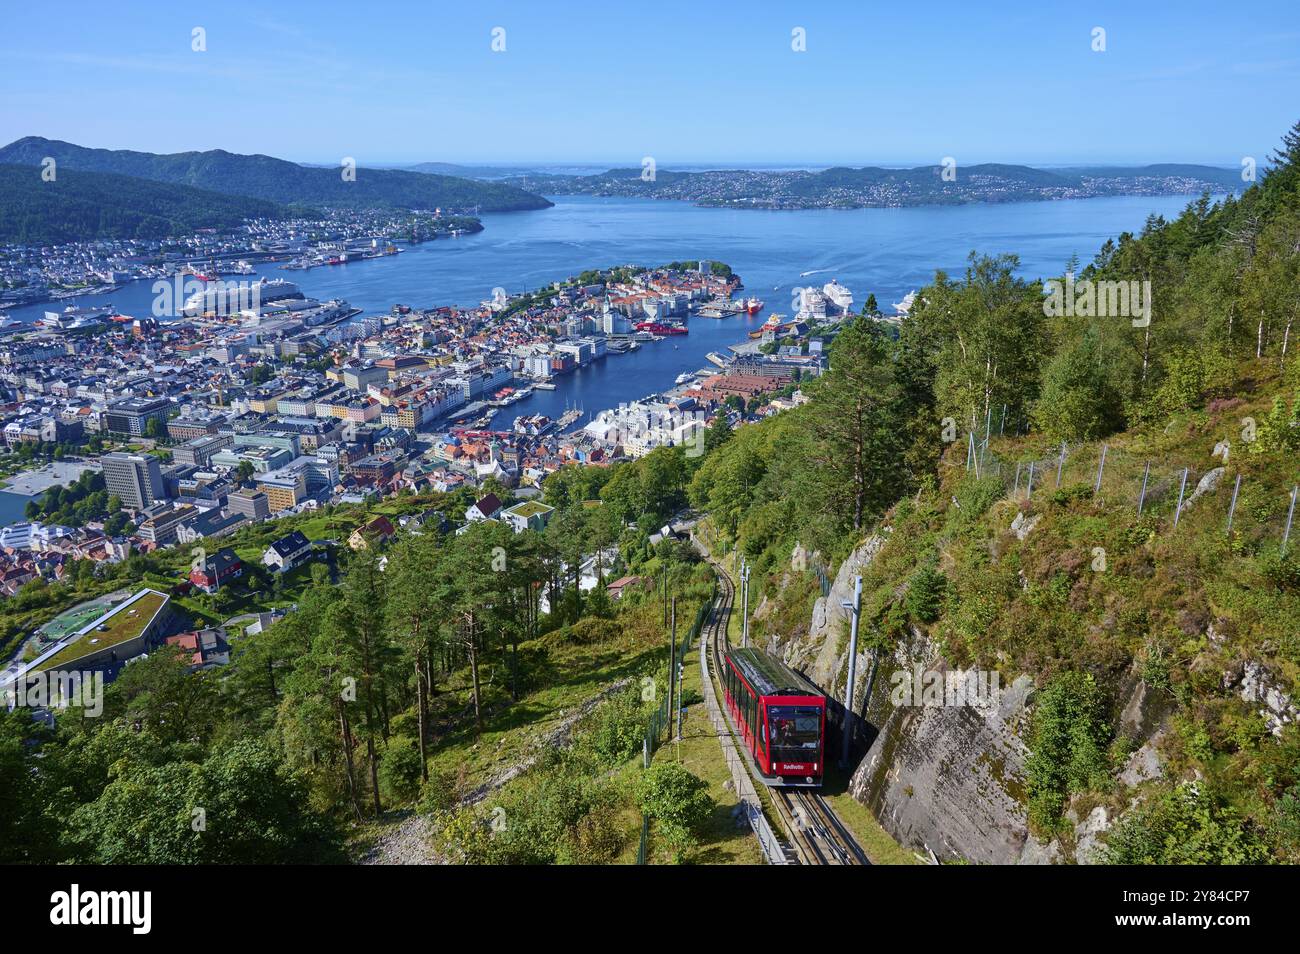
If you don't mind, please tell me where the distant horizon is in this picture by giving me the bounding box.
[0,137,1248,173]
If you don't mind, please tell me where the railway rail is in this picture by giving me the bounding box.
[697,544,869,866]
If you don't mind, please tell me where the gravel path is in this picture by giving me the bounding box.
[357,677,632,865]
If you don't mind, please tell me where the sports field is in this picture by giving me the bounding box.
[37,590,132,640]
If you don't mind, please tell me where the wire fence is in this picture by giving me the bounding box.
[959,432,1300,554]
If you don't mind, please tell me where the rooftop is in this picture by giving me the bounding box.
[504,500,554,519]
[33,589,169,674]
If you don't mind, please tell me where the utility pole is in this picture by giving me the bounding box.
[675,655,684,741]
[740,559,751,648]
[662,572,668,627]
[840,575,862,769]
[666,596,676,741]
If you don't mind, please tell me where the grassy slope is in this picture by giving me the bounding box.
[831,365,1300,847]
[643,623,764,864]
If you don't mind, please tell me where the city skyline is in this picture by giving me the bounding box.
[3,0,1298,166]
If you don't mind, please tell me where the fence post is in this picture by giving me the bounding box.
[1093,444,1109,494]
[1173,468,1189,528]
[1056,442,1066,487]
[1026,461,1035,498]
[999,404,1007,436]
[1226,473,1242,536]
[1137,461,1150,515]
[1013,462,1021,495]
[1283,486,1298,556]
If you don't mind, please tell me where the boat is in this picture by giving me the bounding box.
[823,279,853,312]
[748,312,789,339]
[533,381,557,391]
[633,321,687,335]
[675,372,694,385]
[742,297,764,314]
[183,277,302,316]
[41,304,113,329]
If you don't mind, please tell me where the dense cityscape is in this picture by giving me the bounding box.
[0,247,858,636]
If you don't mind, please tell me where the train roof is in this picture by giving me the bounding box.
[727,647,823,698]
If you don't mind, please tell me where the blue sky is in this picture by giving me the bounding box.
[2,0,1297,166]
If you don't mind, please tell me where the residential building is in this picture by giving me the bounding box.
[501,500,555,534]
[262,530,312,573]
[165,628,231,670]
[465,493,503,523]
[188,547,243,593]
[348,515,396,551]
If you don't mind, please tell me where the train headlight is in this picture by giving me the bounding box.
[806,776,814,784]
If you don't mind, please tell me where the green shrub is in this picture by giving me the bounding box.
[637,761,713,856]
[586,690,646,767]
[378,736,424,805]
[955,476,1004,523]
[1103,785,1270,864]
[904,564,946,624]
[1026,672,1112,832]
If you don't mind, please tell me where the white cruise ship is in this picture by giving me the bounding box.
[183,277,302,316]
[823,279,854,313]
[41,304,114,329]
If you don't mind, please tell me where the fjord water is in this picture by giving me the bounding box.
[10,193,1211,428]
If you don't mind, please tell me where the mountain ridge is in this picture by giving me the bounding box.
[0,137,554,213]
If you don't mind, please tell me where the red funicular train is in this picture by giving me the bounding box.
[722,647,825,786]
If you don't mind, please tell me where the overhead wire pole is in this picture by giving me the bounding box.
[840,575,863,770]
[740,559,751,648]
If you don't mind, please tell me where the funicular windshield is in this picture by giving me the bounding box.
[767,705,821,763]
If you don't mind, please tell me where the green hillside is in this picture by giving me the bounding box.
[0,137,554,212]
[0,163,303,244]
[685,119,1300,863]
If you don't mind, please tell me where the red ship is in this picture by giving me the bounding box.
[633,321,688,335]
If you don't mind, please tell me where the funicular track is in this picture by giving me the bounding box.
[697,543,869,866]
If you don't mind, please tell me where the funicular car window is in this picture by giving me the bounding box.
[767,705,820,762]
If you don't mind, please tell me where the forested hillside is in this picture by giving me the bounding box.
[0,137,554,212]
[690,120,1300,863]
[0,164,303,244]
